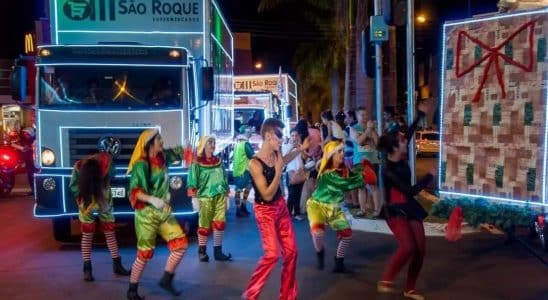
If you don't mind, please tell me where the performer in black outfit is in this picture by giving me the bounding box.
[376,102,435,300]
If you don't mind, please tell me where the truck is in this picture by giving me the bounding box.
[233,73,299,132]
[11,0,234,241]
[233,91,280,151]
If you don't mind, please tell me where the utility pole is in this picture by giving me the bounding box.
[407,0,417,184]
[374,0,383,135]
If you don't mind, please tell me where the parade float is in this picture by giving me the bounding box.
[431,6,548,251]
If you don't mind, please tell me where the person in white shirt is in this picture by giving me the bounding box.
[282,128,309,220]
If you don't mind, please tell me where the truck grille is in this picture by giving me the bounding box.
[68,128,144,166]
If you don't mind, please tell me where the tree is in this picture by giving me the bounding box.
[257,0,368,120]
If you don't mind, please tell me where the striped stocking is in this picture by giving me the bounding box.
[81,232,94,262]
[103,231,120,259]
[311,230,325,252]
[213,230,224,247]
[165,249,185,273]
[336,236,352,258]
[198,234,208,246]
[129,258,147,284]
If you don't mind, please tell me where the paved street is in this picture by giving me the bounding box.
[1,182,547,300]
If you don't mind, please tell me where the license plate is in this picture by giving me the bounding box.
[111,187,126,198]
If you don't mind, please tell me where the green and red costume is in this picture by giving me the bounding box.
[232,136,254,217]
[70,152,130,281]
[126,129,187,300]
[187,135,232,262]
[307,141,375,272]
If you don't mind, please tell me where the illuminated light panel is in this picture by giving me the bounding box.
[40,108,182,113]
[438,23,448,191]
[542,79,548,204]
[57,30,204,35]
[440,191,548,207]
[33,203,198,218]
[54,0,58,44]
[445,8,548,27]
[61,177,66,212]
[439,9,548,205]
[211,0,234,40]
[210,34,233,62]
[36,63,188,67]
[39,44,191,51]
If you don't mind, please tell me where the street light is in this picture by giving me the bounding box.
[254,61,263,70]
[416,14,427,24]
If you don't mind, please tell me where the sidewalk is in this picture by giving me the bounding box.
[345,210,481,237]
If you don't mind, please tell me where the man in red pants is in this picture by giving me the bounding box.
[242,118,306,300]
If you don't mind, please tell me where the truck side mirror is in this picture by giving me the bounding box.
[201,67,214,101]
[11,65,27,101]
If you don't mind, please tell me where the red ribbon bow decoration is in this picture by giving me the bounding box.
[455,20,535,102]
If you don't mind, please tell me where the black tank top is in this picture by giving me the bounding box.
[251,157,282,204]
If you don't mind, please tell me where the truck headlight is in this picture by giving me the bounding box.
[170,176,183,190]
[41,149,55,166]
[42,177,56,191]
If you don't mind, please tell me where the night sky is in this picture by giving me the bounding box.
[1,0,499,73]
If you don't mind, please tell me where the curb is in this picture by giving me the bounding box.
[345,211,481,237]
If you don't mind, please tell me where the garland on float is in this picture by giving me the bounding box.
[430,197,541,230]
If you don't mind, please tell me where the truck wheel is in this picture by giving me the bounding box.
[52,218,72,242]
[0,173,13,197]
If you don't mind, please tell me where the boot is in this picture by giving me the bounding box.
[198,245,209,262]
[83,261,94,282]
[240,202,251,216]
[214,245,232,261]
[158,271,182,296]
[316,249,325,270]
[127,282,144,300]
[113,257,131,276]
[332,257,352,273]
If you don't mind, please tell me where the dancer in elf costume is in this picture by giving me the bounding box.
[232,126,254,217]
[70,152,131,282]
[307,140,377,273]
[187,135,232,262]
[126,129,188,300]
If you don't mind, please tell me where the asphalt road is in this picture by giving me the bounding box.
[0,187,547,300]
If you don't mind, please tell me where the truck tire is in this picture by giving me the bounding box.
[52,218,72,242]
[0,173,13,197]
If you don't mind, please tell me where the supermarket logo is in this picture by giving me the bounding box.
[63,0,116,21]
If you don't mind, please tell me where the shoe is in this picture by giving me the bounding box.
[332,257,352,273]
[316,249,325,270]
[377,281,396,294]
[354,211,367,218]
[113,257,131,276]
[213,245,232,261]
[127,283,144,300]
[294,215,304,221]
[404,290,425,300]
[198,246,209,262]
[83,261,94,282]
[158,271,182,296]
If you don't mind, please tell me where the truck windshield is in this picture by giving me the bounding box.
[39,65,182,109]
